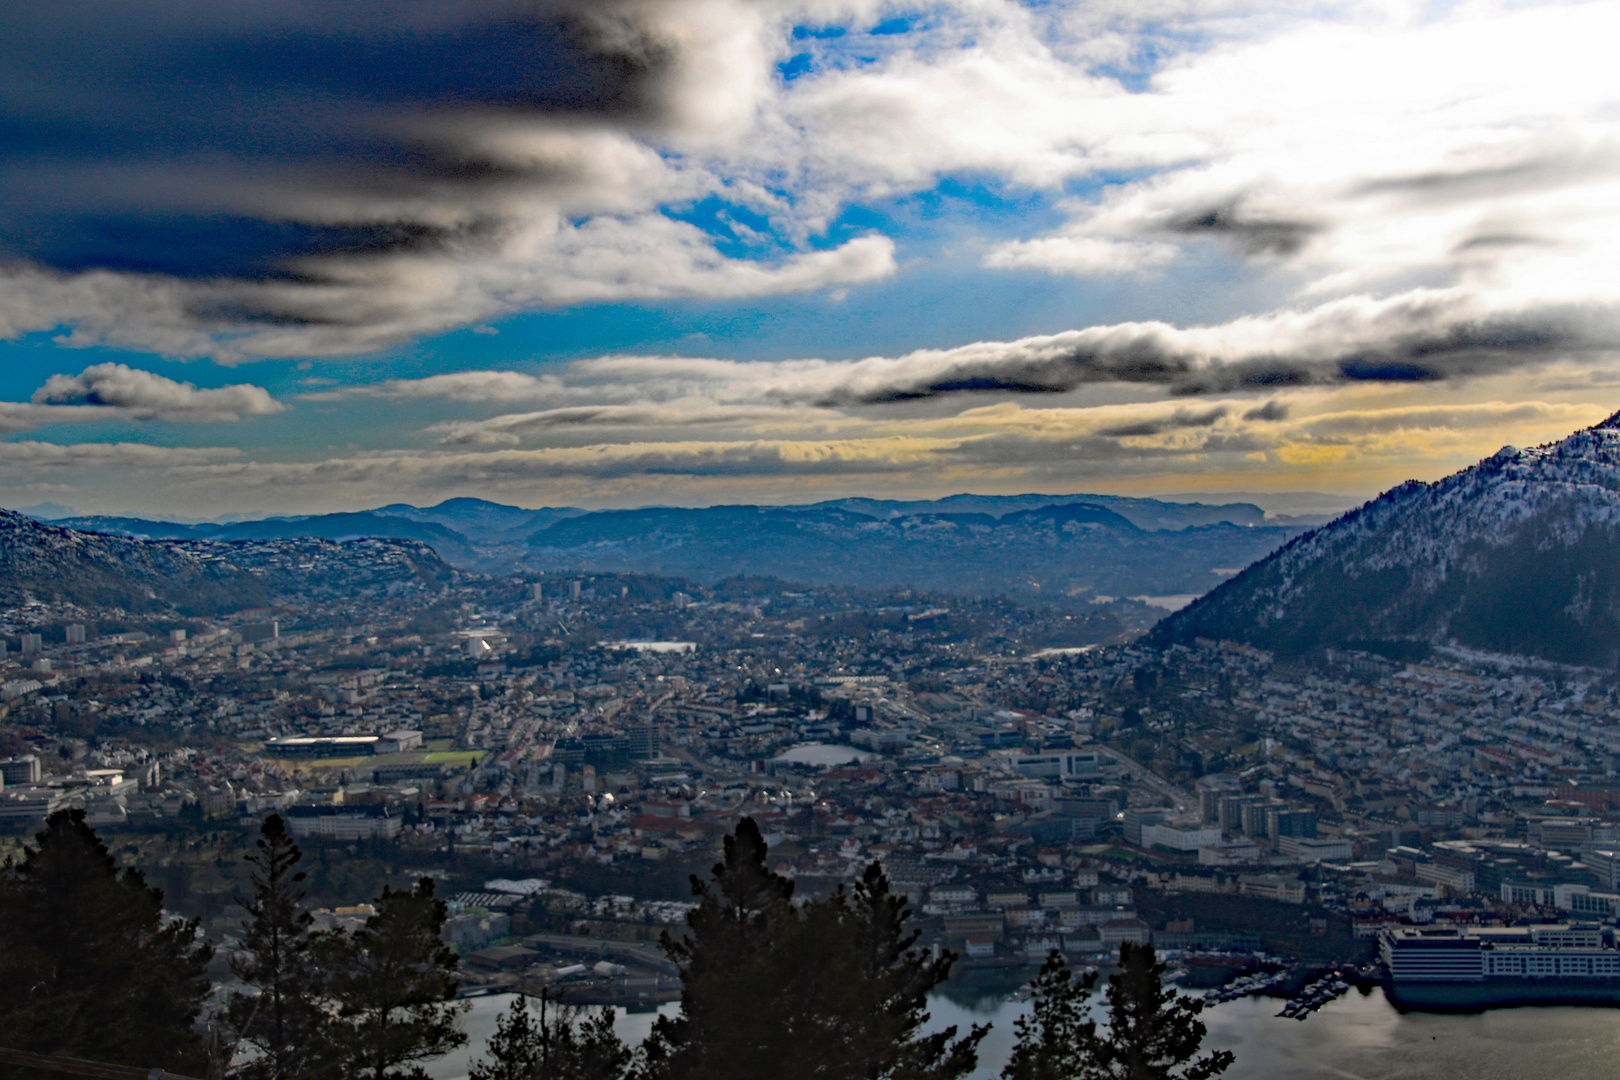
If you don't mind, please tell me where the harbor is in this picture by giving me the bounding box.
[428,981,1620,1080]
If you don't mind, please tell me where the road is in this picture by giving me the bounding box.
[1092,742,1194,814]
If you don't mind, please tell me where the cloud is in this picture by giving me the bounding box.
[0,364,282,435]
[0,0,904,359]
[1096,405,1228,438]
[981,236,1179,276]
[1289,401,1596,441]
[32,363,284,421]
[10,393,1608,514]
[0,0,1613,363]
[160,437,957,491]
[306,371,565,404]
[0,441,241,468]
[1162,202,1320,258]
[564,290,1620,405]
[960,5,1620,299]
[1243,399,1288,422]
[429,401,821,445]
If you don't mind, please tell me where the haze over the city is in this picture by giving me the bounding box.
[2,0,1618,516]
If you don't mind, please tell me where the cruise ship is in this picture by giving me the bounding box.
[1382,924,1620,1010]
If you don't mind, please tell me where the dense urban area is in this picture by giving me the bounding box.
[6,554,1620,1012]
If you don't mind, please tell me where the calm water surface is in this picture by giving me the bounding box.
[430,984,1620,1080]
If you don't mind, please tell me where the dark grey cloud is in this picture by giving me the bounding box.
[1352,141,1620,205]
[765,296,1620,406]
[1242,399,1289,422]
[1097,405,1228,438]
[1162,201,1319,257]
[0,0,910,358]
[0,0,671,281]
[430,403,813,445]
[939,428,1271,470]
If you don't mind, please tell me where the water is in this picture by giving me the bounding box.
[431,987,1620,1080]
[1131,594,1202,612]
[771,742,876,767]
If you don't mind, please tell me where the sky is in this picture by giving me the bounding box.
[2,0,1620,518]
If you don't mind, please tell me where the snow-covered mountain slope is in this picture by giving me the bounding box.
[1150,412,1620,667]
[0,510,451,615]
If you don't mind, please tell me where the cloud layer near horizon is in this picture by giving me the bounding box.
[0,394,1603,516]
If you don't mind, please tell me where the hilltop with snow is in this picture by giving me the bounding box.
[1150,412,1620,668]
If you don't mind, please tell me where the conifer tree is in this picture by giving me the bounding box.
[471,995,632,1080]
[643,816,795,1080]
[644,817,986,1080]
[0,810,213,1073]
[1084,944,1233,1080]
[318,877,468,1080]
[1001,951,1099,1080]
[831,861,988,1080]
[470,997,545,1080]
[228,814,330,1080]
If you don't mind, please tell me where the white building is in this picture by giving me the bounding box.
[285,805,402,840]
[1139,823,1223,851]
[1002,751,1103,781]
[1277,836,1353,863]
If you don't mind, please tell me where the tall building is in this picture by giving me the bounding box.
[65,624,86,644]
[20,633,42,655]
[1122,807,1168,846]
[0,755,42,786]
[1196,774,1242,824]
[1241,799,1287,839]
[1270,807,1318,839]
[241,621,279,643]
[1219,793,1268,832]
[628,722,659,760]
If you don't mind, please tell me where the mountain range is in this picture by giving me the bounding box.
[0,510,451,616]
[42,493,1305,604]
[1151,411,1620,668]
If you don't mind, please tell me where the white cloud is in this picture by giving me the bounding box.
[32,363,284,421]
[982,236,1180,276]
[963,3,1620,295]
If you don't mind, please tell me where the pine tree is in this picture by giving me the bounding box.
[644,817,986,1080]
[643,816,795,1080]
[471,996,631,1080]
[1084,944,1233,1080]
[832,861,988,1080]
[1001,951,1099,1080]
[319,877,468,1080]
[0,810,213,1073]
[470,999,546,1080]
[228,814,330,1080]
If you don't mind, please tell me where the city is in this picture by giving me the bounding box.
[8,556,1620,1015]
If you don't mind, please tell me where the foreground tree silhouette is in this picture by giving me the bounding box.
[318,877,468,1080]
[471,995,632,1080]
[228,814,330,1080]
[1086,944,1233,1080]
[1001,951,1100,1080]
[0,810,212,1073]
[643,817,986,1080]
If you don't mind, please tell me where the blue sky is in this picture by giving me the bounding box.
[1,0,1618,517]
